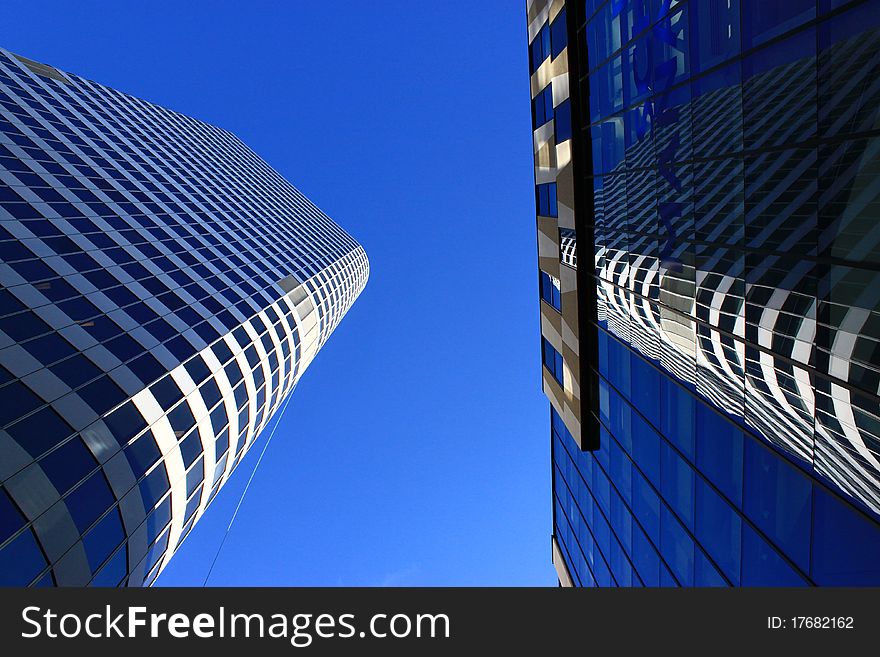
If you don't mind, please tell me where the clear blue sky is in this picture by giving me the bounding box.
[4,1,554,586]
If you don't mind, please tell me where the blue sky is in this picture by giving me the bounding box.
[4,1,554,586]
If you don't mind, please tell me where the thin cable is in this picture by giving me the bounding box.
[202,388,296,586]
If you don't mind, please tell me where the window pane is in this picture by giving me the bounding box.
[0,488,25,545]
[82,508,124,572]
[741,524,808,586]
[695,403,743,506]
[743,438,811,571]
[555,99,572,143]
[695,477,741,584]
[0,528,47,586]
[811,487,880,585]
[661,505,694,586]
[39,438,97,496]
[6,406,74,459]
[65,471,115,533]
[661,442,694,530]
[550,8,567,59]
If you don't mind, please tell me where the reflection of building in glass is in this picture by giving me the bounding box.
[0,50,368,586]
[528,0,880,586]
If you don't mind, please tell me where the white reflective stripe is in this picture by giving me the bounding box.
[130,388,186,571]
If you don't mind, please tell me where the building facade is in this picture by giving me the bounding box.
[0,50,368,586]
[528,0,880,585]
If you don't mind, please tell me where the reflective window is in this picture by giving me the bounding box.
[529,23,551,73]
[542,338,565,386]
[695,478,741,584]
[6,406,74,459]
[65,471,115,533]
[536,182,558,217]
[695,404,743,506]
[661,505,693,586]
[550,8,568,59]
[554,99,572,143]
[0,488,25,545]
[661,442,694,530]
[90,545,127,587]
[539,271,562,311]
[82,508,124,572]
[741,524,807,586]
[811,488,880,585]
[743,438,811,571]
[532,86,554,129]
[0,528,47,586]
[39,438,97,496]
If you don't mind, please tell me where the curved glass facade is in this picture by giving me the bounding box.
[528,0,880,585]
[0,50,368,586]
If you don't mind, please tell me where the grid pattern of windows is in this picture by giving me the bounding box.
[530,0,880,585]
[0,49,368,586]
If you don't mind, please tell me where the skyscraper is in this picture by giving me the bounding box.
[528,0,880,585]
[0,50,368,586]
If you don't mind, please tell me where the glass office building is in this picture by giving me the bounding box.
[528,0,880,585]
[0,50,368,586]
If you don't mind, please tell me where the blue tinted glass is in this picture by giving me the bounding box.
[742,0,815,49]
[544,89,554,126]
[605,333,631,397]
[82,509,124,572]
[811,488,880,586]
[186,459,204,497]
[631,353,661,427]
[540,24,551,60]
[633,469,660,543]
[139,466,169,510]
[551,8,568,59]
[661,442,694,530]
[0,488,25,545]
[695,403,743,506]
[743,439,811,571]
[695,550,728,587]
[661,505,694,586]
[690,0,741,73]
[90,545,126,587]
[168,401,196,434]
[6,405,73,458]
[184,492,200,521]
[632,412,660,487]
[555,99,572,143]
[0,381,42,426]
[609,439,632,504]
[741,524,808,586]
[660,564,678,587]
[104,401,147,444]
[39,438,97,496]
[0,529,46,586]
[540,271,562,311]
[632,522,660,586]
[598,330,610,378]
[66,471,115,533]
[146,495,172,540]
[542,338,564,385]
[607,387,632,453]
[609,539,633,585]
[179,430,203,468]
[695,478,741,584]
[548,182,558,217]
[660,377,694,459]
[124,431,161,479]
[33,572,55,587]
